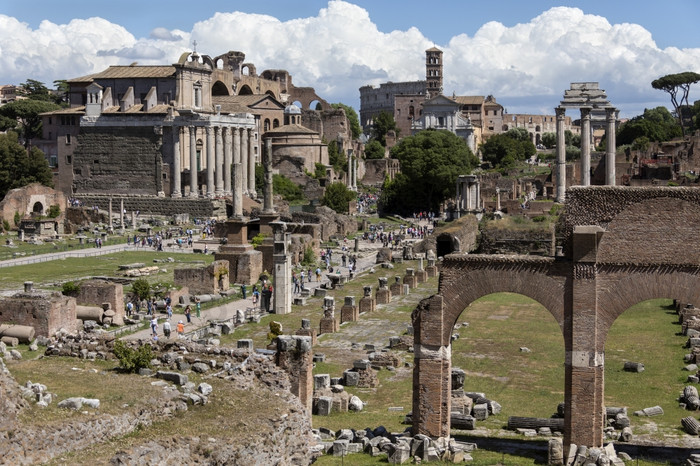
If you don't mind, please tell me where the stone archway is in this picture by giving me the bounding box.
[32,201,43,215]
[412,186,700,452]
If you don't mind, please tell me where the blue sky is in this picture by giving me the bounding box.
[2,1,699,118]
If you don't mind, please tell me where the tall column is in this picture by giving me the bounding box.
[263,137,274,214]
[206,126,215,198]
[347,149,354,190]
[171,126,182,197]
[241,129,249,195]
[352,156,358,190]
[215,126,224,197]
[223,127,232,195]
[120,199,125,234]
[272,223,291,315]
[580,107,591,186]
[248,130,257,198]
[605,107,617,186]
[108,198,113,230]
[232,128,243,217]
[189,126,198,197]
[555,106,566,203]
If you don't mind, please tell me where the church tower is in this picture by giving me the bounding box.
[426,47,443,96]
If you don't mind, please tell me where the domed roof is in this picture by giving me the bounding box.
[284,104,301,114]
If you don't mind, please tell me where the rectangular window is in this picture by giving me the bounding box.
[49,155,57,167]
[65,134,71,144]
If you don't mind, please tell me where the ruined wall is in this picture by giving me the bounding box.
[72,126,164,196]
[76,280,124,326]
[71,195,221,218]
[0,184,67,227]
[0,291,78,337]
[174,260,229,295]
[291,206,357,241]
[362,159,388,186]
[478,223,554,256]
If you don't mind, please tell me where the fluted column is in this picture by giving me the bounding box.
[189,126,198,197]
[206,126,215,198]
[580,107,591,187]
[248,130,257,198]
[215,126,224,197]
[555,106,566,203]
[232,128,243,217]
[605,107,617,186]
[171,126,182,197]
[223,126,232,195]
[241,129,249,195]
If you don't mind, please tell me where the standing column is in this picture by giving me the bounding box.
[108,198,113,230]
[248,130,257,198]
[555,106,566,203]
[347,149,354,190]
[171,126,182,197]
[189,126,198,197]
[580,107,591,186]
[215,126,224,197]
[241,129,249,195]
[352,156,358,190]
[223,127,232,195]
[120,199,125,234]
[263,137,274,213]
[206,126,215,198]
[232,128,243,217]
[605,107,617,186]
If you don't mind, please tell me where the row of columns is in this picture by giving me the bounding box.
[555,106,617,203]
[171,125,257,199]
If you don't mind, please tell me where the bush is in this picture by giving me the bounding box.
[267,320,283,342]
[113,340,153,373]
[132,279,150,300]
[2,219,9,232]
[48,204,61,218]
[322,182,355,213]
[62,281,81,296]
[532,215,548,222]
[273,174,304,202]
[251,233,267,248]
[13,211,20,226]
[301,246,315,265]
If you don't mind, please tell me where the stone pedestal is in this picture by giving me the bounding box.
[426,258,438,278]
[319,297,339,334]
[271,222,291,315]
[258,212,280,273]
[275,335,313,412]
[416,258,428,283]
[375,277,391,304]
[340,296,359,323]
[389,276,403,296]
[296,318,317,345]
[403,268,418,289]
[214,218,262,285]
[359,286,375,313]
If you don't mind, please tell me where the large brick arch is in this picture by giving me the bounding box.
[438,255,567,345]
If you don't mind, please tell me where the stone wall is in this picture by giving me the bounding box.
[363,159,389,186]
[0,183,67,228]
[478,223,554,256]
[0,291,78,337]
[174,260,229,295]
[72,126,164,196]
[76,280,125,326]
[291,206,357,242]
[71,195,222,219]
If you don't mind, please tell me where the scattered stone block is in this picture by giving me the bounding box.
[344,371,359,387]
[623,361,644,372]
[316,396,332,416]
[156,370,188,386]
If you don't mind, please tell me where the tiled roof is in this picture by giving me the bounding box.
[68,66,176,83]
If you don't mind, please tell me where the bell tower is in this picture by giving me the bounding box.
[426,47,443,96]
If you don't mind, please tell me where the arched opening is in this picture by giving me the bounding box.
[310,100,321,110]
[435,233,459,257]
[502,125,509,131]
[603,298,686,437]
[241,65,251,76]
[32,202,44,215]
[451,292,565,427]
[292,100,303,109]
[264,119,271,132]
[238,85,253,96]
[265,90,276,98]
[215,58,224,70]
[211,81,229,96]
[273,119,280,128]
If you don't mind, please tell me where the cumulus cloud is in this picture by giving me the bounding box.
[1,2,699,118]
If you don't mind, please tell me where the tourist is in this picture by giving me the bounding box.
[315,267,321,282]
[240,284,247,299]
[163,320,171,339]
[126,301,133,317]
[252,285,259,305]
[184,305,191,323]
[195,297,201,318]
[150,316,158,337]
[176,320,185,336]
[166,303,173,320]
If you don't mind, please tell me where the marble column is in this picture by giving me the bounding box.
[248,130,257,198]
[263,137,274,213]
[223,126,232,195]
[555,106,566,203]
[605,107,617,186]
[215,126,224,197]
[580,107,591,187]
[189,126,198,197]
[347,149,354,190]
[206,126,215,198]
[120,199,125,234]
[241,129,249,195]
[232,128,243,217]
[108,198,113,229]
[171,126,182,197]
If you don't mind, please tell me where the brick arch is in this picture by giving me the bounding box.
[596,266,700,345]
[438,256,566,346]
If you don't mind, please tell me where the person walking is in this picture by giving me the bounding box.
[176,320,185,337]
[163,320,171,339]
[184,305,191,323]
[195,297,201,318]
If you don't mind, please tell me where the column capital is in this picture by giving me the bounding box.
[555,106,566,118]
[605,107,618,119]
[579,106,592,118]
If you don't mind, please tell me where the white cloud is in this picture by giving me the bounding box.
[1,2,699,118]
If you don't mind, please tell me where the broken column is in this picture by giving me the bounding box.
[272,221,291,315]
[389,275,403,296]
[359,286,375,313]
[295,318,317,345]
[376,277,392,304]
[416,258,428,283]
[426,256,438,278]
[319,297,339,334]
[340,296,359,323]
[275,335,313,412]
[403,268,418,289]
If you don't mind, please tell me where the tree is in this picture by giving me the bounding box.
[0,99,60,149]
[617,106,682,145]
[364,140,385,160]
[480,132,536,169]
[652,72,700,137]
[371,111,399,147]
[381,129,478,215]
[541,132,556,149]
[131,279,150,300]
[0,132,53,200]
[327,140,347,174]
[331,103,361,139]
[321,182,355,214]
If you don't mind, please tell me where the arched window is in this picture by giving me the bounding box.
[264,119,271,132]
[273,119,280,128]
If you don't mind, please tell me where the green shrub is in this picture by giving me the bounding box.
[13,212,20,226]
[113,340,153,373]
[267,320,283,342]
[62,281,81,296]
[131,279,150,300]
[48,205,61,218]
[273,174,304,202]
[532,215,548,222]
[549,204,563,216]
[301,246,315,265]
[251,233,267,248]
[2,219,8,232]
